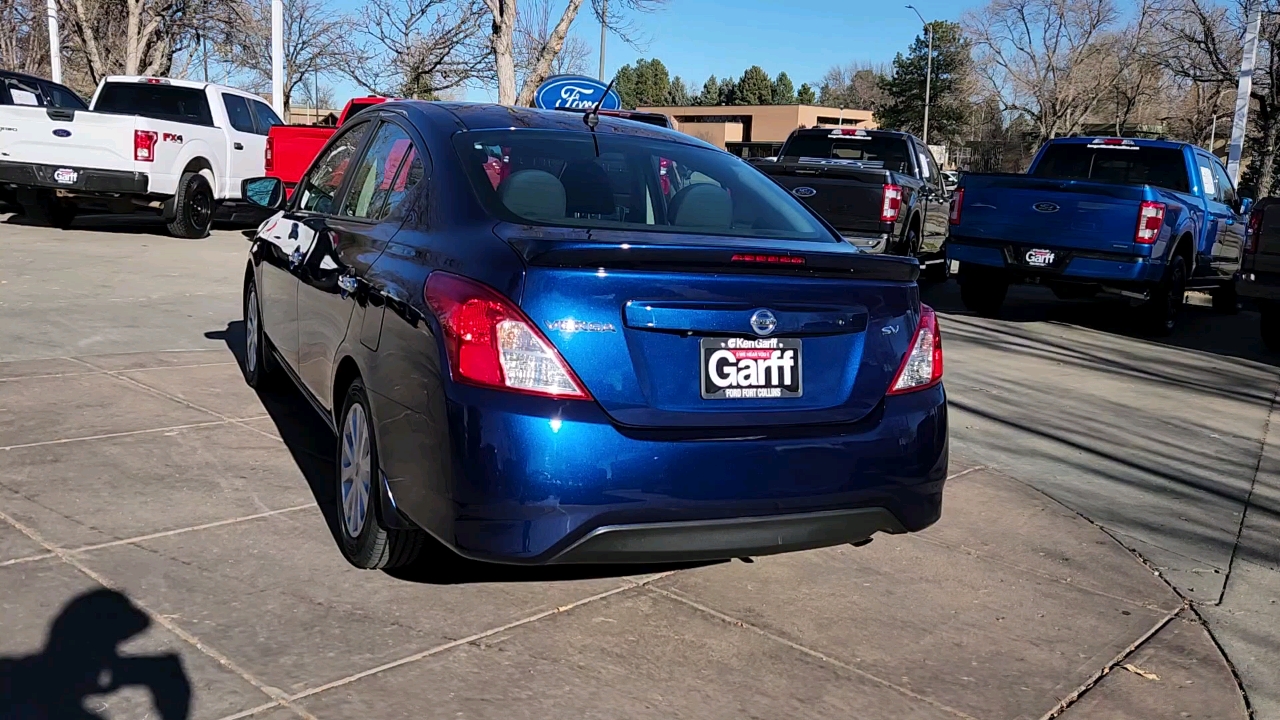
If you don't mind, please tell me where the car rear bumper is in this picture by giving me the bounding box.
[0,160,148,195]
[380,385,949,564]
[1238,271,1280,302]
[948,238,1162,284]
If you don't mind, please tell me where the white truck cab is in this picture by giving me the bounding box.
[0,76,283,237]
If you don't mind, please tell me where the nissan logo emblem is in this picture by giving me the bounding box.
[792,186,817,198]
[750,309,778,336]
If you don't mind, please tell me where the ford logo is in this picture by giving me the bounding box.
[533,74,622,111]
[750,309,778,337]
[52,129,71,138]
[792,187,817,198]
[1033,202,1059,213]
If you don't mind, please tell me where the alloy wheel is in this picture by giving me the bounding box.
[340,402,373,539]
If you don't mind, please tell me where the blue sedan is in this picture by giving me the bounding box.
[238,101,948,568]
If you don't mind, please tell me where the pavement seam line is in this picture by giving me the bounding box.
[67,504,318,554]
[1034,606,1183,720]
[0,419,237,451]
[1217,378,1280,606]
[0,361,237,383]
[646,585,979,720]
[66,356,285,443]
[0,552,56,568]
[0,507,321,720]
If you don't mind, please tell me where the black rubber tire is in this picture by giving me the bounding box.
[241,278,281,390]
[1262,303,1280,352]
[1050,284,1100,300]
[336,379,427,570]
[1212,282,1240,314]
[1141,256,1187,336]
[959,265,1008,317]
[895,223,919,258]
[23,194,76,229]
[166,172,215,239]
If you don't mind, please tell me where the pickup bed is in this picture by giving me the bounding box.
[267,96,390,195]
[757,127,951,279]
[0,76,284,237]
[947,137,1250,334]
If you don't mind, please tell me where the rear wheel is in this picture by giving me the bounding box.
[1141,256,1187,336]
[166,172,215,239]
[959,265,1008,317]
[241,279,281,390]
[1212,282,1240,314]
[337,379,427,570]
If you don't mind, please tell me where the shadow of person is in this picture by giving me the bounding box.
[0,589,191,719]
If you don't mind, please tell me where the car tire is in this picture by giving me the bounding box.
[166,172,215,239]
[1141,255,1187,336]
[241,278,281,390]
[1262,303,1280,352]
[959,265,1008,317]
[1212,282,1240,314]
[336,379,427,570]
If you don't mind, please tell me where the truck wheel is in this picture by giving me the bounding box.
[166,172,215,239]
[959,265,1008,317]
[1141,255,1186,336]
[1212,283,1240,314]
[1262,303,1280,352]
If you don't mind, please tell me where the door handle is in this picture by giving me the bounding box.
[289,248,303,267]
[337,273,359,295]
[234,142,244,150]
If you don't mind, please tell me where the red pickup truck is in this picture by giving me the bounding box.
[266,96,392,195]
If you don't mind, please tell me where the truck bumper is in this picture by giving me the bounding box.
[1238,272,1280,303]
[947,239,1163,285]
[0,160,148,196]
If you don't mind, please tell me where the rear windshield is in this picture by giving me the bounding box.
[1032,144,1190,193]
[453,130,837,242]
[779,133,912,173]
[94,83,214,127]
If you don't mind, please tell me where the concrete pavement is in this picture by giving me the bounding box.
[0,216,1256,718]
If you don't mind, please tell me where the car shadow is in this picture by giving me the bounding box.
[3,210,261,237]
[207,322,716,585]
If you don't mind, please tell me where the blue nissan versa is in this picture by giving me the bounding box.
[238,102,948,569]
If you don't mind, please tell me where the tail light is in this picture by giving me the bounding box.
[1246,209,1262,254]
[881,184,903,222]
[1135,201,1165,244]
[134,130,157,162]
[265,135,275,172]
[424,273,592,400]
[949,188,964,225]
[887,305,943,395]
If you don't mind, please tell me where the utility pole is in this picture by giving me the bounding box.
[1227,2,1262,183]
[271,0,285,117]
[46,0,62,84]
[598,0,607,81]
[907,5,932,147]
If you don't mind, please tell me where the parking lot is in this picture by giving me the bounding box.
[0,216,1273,719]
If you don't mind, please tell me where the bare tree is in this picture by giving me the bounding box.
[0,0,50,76]
[347,0,488,98]
[58,0,209,87]
[515,0,590,87]
[212,0,352,112]
[964,0,1153,142]
[818,62,890,110]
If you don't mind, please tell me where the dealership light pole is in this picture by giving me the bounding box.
[599,0,608,81]
[1227,2,1262,183]
[906,5,932,147]
[46,0,62,84]
[272,0,285,117]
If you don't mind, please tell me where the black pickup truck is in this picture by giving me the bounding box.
[756,127,952,279]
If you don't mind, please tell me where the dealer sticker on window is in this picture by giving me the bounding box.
[700,337,802,400]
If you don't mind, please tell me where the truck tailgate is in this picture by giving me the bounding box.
[956,175,1147,253]
[0,107,139,171]
[758,161,889,235]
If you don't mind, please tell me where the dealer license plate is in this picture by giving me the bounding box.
[1025,248,1056,267]
[53,167,78,185]
[700,337,803,400]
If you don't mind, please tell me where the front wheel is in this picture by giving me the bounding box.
[166,172,215,239]
[336,379,427,569]
[1141,256,1187,336]
[241,279,280,390]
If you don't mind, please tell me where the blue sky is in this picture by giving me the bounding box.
[331,0,982,104]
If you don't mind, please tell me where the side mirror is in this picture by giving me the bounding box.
[1240,197,1254,216]
[242,177,285,210]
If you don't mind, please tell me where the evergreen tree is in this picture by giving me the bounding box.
[736,65,773,105]
[771,71,796,104]
[716,76,737,105]
[612,64,639,109]
[668,76,691,106]
[797,83,817,105]
[633,58,672,107]
[697,75,719,106]
[874,20,971,143]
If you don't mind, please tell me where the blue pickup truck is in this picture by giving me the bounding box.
[947,137,1251,334]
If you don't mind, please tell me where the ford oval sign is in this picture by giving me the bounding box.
[52,128,72,138]
[792,187,817,198]
[533,74,622,111]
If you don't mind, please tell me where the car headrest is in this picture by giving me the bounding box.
[498,169,565,221]
[560,161,616,217]
[669,183,732,229]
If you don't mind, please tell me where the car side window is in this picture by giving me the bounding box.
[1195,155,1220,202]
[4,77,45,106]
[1212,161,1238,206]
[222,94,256,133]
[43,83,86,109]
[296,122,372,215]
[250,100,283,136]
[339,121,421,221]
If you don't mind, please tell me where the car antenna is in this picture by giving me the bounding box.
[582,77,617,132]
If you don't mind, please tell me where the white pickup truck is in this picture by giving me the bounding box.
[0,76,282,237]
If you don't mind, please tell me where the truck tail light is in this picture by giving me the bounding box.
[881,184,903,223]
[888,305,943,395]
[1135,201,1165,244]
[949,188,964,225]
[134,130,157,162]
[424,273,592,400]
[265,135,275,172]
[1247,209,1262,254]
